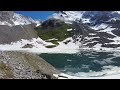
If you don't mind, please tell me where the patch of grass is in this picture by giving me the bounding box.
[45,45,57,48]
[50,40,59,45]
[46,40,59,45]
[35,23,72,41]
[0,62,14,78]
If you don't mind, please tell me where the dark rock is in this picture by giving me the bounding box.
[98,32,115,38]
[71,21,115,48]
[41,19,64,29]
[63,40,71,44]
[92,37,114,43]
[112,29,120,36]
[58,75,68,78]
[22,44,34,48]
[86,42,98,48]
[41,73,52,79]
[101,44,120,48]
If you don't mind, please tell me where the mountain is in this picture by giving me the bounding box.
[1,11,120,79]
[42,11,120,50]
[0,11,41,44]
[1,11,120,52]
[49,11,85,24]
[49,11,120,25]
[0,11,41,26]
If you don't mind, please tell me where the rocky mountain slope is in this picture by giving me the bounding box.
[45,11,120,50]
[0,11,41,26]
[0,51,59,79]
[1,11,120,79]
[0,24,38,44]
[1,11,120,52]
[0,11,41,44]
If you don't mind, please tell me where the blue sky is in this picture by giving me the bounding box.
[15,11,54,20]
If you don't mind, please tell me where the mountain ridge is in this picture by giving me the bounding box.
[1,11,120,52]
[0,11,41,26]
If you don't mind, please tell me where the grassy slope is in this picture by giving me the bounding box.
[34,22,72,46]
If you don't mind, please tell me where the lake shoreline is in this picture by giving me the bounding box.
[40,52,120,79]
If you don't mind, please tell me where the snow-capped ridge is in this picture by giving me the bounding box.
[0,11,41,26]
[12,13,41,26]
[49,11,85,24]
[50,11,120,25]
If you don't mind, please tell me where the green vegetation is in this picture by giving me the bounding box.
[45,45,57,48]
[46,40,59,45]
[34,22,72,45]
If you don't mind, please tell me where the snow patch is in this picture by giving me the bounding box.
[82,18,90,23]
[0,21,13,27]
[91,23,108,30]
[67,28,72,31]
[0,37,80,54]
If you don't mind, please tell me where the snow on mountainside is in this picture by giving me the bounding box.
[0,11,40,44]
[0,11,41,26]
[50,11,120,25]
[1,11,120,52]
[47,11,120,50]
[13,13,41,26]
[49,11,85,24]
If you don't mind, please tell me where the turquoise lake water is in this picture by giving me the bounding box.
[39,51,120,77]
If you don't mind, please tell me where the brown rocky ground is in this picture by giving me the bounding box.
[0,51,59,79]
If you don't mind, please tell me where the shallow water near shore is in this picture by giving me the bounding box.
[39,51,120,78]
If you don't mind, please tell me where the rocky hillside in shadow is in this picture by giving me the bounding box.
[0,24,38,44]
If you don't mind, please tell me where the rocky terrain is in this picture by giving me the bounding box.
[0,11,40,44]
[0,51,59,79]
[1,11,120,50]
[1,11,120,79]
[46,11,120,49]
[0,24,38,44]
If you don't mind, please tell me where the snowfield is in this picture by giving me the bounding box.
[0,37,80,54]
[1,37,120,54]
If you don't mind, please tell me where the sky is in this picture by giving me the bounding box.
[15,11,54,20]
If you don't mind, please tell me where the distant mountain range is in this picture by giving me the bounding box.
[0,11,41,26]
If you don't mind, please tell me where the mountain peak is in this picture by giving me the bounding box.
[0,11,41,26]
